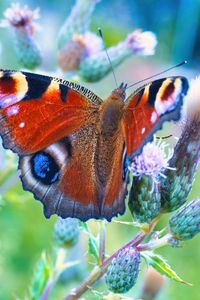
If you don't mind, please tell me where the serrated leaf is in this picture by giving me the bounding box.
[79,222,100,263]
[142,251,192,286]
[30,252,52,300]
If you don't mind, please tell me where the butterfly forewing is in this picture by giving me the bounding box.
[122,77,189,158]
[0,70,101,154]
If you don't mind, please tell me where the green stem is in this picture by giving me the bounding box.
[137,233,172,251]
[40,249,66,300]
[99,221,106,264]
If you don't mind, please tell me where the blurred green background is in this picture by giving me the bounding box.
[0,0,200,299]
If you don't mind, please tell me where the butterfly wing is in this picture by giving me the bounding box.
[19,125,128,221]
[121,77,189,158]
[0,70,127,221]
[0,70,102,154]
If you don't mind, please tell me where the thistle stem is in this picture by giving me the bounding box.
[40,278,54,300]
[99,220,106,264]
[137,233,172,251]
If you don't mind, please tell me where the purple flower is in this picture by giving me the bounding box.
[130,137,174,183]
[0,3,40,34]
[126,30,157,56]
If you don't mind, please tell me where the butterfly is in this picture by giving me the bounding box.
[0,70,189,221]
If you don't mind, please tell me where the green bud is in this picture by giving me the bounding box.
[57,0,100,50]
[1,3,42,69]
[54,217,80,248]
[14,30,42,69]
[79,30,157,82]
[105,247,140,294]
[161,120,200,212]
[128,176,161,224]
[79,42,131,82]
[169,198,200,240]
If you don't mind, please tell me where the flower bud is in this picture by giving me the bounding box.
[128,176,161,224]
[79,30,157,82]
[161,77,200,211]
[128,138,173,223]
[169,198,200,240]
[1,3,42,69]
[105,247,140,294]
[54,217,80,248]
[57,0,100,50]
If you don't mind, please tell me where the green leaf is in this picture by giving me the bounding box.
[142,251,192,286]
[79,222,100,263]
[30,252,52,300]
[88,235,99,262]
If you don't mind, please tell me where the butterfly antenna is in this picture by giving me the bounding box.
[98,28,118,88]
[126,60,187,90]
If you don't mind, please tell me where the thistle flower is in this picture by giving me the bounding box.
[128,138,173,223]
[1,3,42,69]
[54,217,80,248]
[57,0,157,82]
[105,247,140,294]
[57,0,101,50]
[79,29,157,82]
[161,77,200,212]
[130,138,174,182]
[58,32,103,72]
[169,198,200,240]
[126,30,157,56]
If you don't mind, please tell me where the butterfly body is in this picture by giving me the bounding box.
[0,70,189,221]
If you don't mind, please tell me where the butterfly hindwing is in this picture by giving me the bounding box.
[0,70,102,155]
[19,125,127,221]
[122,77,189,158]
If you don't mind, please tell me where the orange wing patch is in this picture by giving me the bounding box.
[0,70,100,154]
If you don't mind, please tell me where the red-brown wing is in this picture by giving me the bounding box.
[19,126,127,221]
[0,70,102,154]
[121,77,189,158]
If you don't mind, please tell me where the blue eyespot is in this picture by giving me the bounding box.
[31,152,60,185]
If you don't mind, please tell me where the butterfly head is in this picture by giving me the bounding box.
[112,82,127,102]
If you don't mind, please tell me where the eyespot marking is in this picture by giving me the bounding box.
[31,151,60,185]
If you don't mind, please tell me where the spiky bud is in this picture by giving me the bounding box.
[0,3,42,69]
[128,176,161,224]
[79,30,157,82]
[105,247,140,294]
[57,0,100,50]
[169,198,200,240]
[54,217,80,248]
[128,138,173,223]
[161,77,200,211]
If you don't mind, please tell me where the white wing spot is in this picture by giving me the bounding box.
[19,122,25,128]
[151,112,157,124]
[141,127,146,134]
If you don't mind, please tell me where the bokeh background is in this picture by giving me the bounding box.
[0,0,200,299]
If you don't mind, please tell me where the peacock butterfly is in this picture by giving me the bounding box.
[0,70,189,221]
